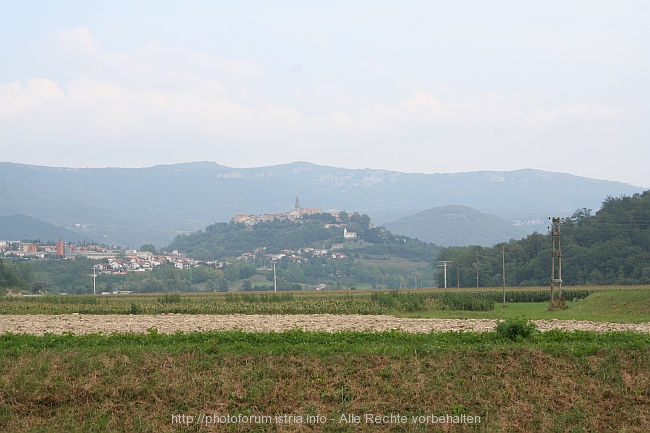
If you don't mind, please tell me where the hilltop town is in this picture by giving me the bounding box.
[0,197,363,278]
[230,196,357,240]
[231,196,322,225]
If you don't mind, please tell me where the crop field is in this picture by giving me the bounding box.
[1,285,645,317]
[1,287,649,432]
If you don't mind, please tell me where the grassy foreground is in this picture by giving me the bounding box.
[1,330,649,432]
[1,289,648,432]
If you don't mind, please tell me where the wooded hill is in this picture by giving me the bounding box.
[436,191,650,287]
[167,212,440,290]
[169,212,439,262]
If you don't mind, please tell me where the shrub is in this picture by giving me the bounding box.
[495,317,538,340]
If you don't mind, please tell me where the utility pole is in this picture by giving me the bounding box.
[475,251,479,288]
[501,244,506,306]
[273,260,277,293]
[89,266,98,295]
[549,217,565,309]
[437,261,452,289]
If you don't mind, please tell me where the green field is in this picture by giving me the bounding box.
[404,289,650,323]
[2,286,649,323]
[1,288,649,432]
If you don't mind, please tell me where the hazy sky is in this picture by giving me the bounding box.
[1,1,648,186]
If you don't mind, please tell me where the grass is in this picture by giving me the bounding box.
[1,328,648,356]
[404,289,650,323]
[575,290,650,321]
[1,287,649,432]
[0,330,648,432]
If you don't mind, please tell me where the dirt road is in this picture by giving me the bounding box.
[1,314,649,335]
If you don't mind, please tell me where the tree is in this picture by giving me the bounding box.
[0,259,21,290]
[139,244,158,254]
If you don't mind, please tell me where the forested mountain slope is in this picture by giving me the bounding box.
[436,191,650,286]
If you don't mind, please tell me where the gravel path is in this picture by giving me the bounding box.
[1,314,649,335]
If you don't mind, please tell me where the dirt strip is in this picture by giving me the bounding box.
[0,314,649,335]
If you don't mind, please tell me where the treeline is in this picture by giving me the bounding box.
[0,259,34,294]
[436,191,650,286]
[11,259,228,295]
[1,253,430,295]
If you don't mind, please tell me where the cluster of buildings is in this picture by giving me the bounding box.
[1,239,69,259]
[0,239,198,275]
[231,196,359,241]
[237,244,349,266]
[90,250,198,275]
[231,196,323,225]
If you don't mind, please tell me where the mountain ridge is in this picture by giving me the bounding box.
[0,161,644,247]
[384,205,529,247]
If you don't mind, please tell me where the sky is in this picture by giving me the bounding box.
[1,1,649,187]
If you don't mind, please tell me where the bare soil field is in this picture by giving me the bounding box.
[1,314,649,335]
